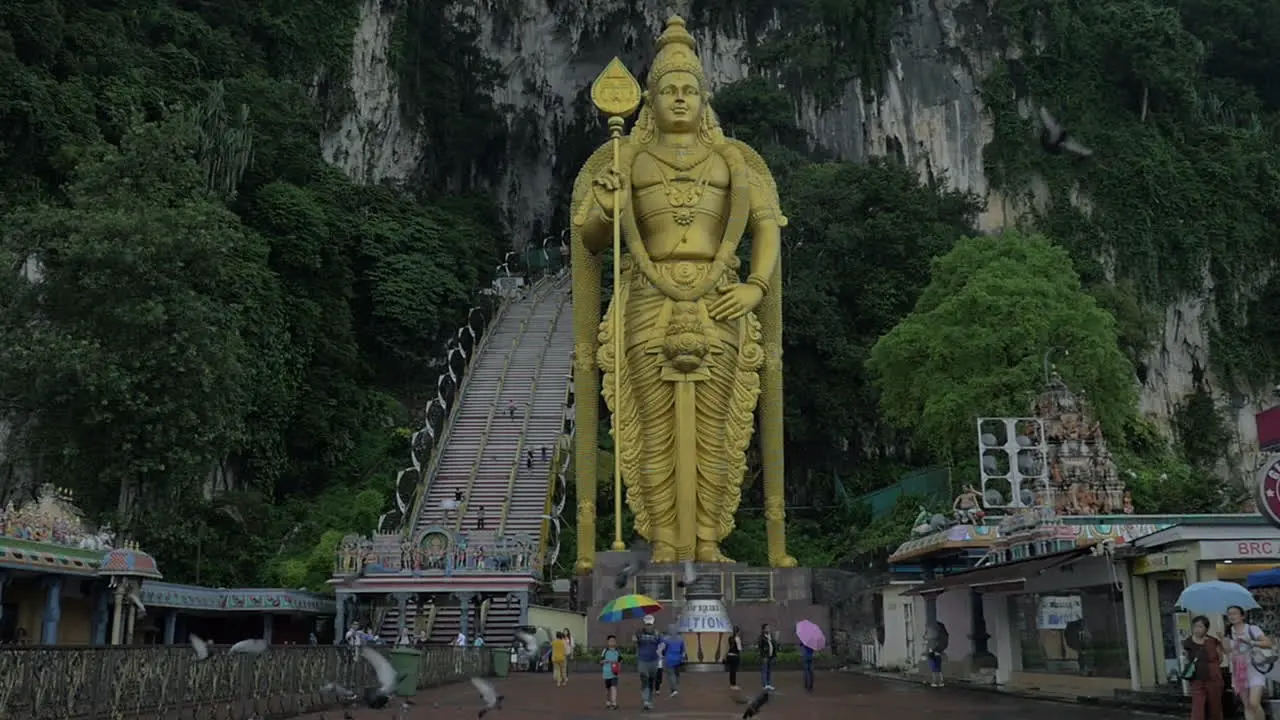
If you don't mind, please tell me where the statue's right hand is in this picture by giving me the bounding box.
[591,168,626,215]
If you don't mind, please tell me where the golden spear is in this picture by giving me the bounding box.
[589,58,641,551]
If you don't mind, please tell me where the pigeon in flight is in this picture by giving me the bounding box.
[228,638,268,655]
[190,634,210,661]
[471,676,504,717]
[741,689,771,717]
[677,559,698,589]
[513,629,538,656]
[360,646,401,709]
[127,590,147,617]
[614,539,652,589]
[1038,107,1093,157]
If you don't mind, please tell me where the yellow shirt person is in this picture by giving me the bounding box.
[551,634,568,686]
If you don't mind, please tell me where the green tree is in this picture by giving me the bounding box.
[0,114,277,523]
[778,160,977,471]
[868,232,1137,459]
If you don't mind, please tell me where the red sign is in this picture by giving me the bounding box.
[1258,407,1280,453]
[1257,458,1280,530]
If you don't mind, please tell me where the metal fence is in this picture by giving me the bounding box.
[0,645,490,720]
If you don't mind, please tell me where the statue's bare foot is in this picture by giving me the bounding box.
[770,553,798,568]
[650,542,677,563]
[695,541,733,563]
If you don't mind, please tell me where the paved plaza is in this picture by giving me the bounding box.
[297,670,1170,720]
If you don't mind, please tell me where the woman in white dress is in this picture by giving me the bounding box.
[1226,604,1273,720]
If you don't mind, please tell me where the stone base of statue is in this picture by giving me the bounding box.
[582,553,823,655]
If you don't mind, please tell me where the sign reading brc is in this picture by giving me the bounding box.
[1200,539,1280,560]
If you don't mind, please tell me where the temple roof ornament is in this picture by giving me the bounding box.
[1034,371,1129,517]
[0,483,117,550]
[99,541,163,580]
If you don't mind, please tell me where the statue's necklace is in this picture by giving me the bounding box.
[656,155,712,227]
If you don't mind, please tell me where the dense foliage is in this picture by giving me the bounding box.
[0,0,504,587]
[977,0,1280,438]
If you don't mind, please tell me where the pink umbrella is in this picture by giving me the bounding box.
[795,619,826,651]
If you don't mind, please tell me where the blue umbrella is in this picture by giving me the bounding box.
[1176,581,1260,614]
[1246,569,1280,589]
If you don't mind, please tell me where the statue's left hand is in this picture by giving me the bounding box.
[708,283,764,321]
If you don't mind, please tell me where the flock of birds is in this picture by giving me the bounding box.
[172,541,770,718]
[185,632,504,719]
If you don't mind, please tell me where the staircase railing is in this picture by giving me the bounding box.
[452,281,551,532]
[497,291,570,535]
[404,297,515,536]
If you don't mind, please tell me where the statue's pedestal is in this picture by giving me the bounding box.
[581,554,824,652]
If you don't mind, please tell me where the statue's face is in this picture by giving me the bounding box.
[652,71,703,132]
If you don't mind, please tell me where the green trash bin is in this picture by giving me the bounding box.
[387,647,422,696]
[492,648,511,678]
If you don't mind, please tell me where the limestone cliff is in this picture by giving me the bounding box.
[320,0,1271,474]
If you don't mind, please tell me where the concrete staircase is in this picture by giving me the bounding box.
[381,274,572,646]
[412,277,567,533]
[498,280,574,537]
[375,590,526,646]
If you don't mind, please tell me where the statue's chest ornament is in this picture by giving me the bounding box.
[658,157,712,227]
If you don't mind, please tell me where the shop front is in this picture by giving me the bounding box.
[904,546,1136,696]
[1127,518,1280,689]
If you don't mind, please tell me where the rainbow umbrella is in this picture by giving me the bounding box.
[599,594,662,623]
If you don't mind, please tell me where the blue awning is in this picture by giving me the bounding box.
[1245,568,1280,589]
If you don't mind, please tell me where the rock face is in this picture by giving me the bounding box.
[320,0,1272,472]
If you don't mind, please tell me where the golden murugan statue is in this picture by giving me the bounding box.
[570,15,795,571]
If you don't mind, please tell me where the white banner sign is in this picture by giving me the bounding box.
[1037,595,1082,630]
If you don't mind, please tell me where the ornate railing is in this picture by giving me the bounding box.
[336,531,543,577]
[0,645,490,720]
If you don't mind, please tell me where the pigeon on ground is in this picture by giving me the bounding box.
[742,689,771,718]
[613,539,652,589]
[677,559,698,589]
[1038,107,1093,157]
[320,682,358,702]
[228,638,269,655]
[471,676,504,718]
[190,634,210,661]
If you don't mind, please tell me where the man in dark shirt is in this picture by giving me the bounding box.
[635,616,662,710]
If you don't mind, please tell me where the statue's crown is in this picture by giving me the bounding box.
[648,15,706,93]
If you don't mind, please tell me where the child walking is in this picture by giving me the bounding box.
[552,632,568,687]
[601,634,622,710]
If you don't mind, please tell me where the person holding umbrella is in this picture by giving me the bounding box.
[1177,582,1273,720]
[795,620,826,693]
